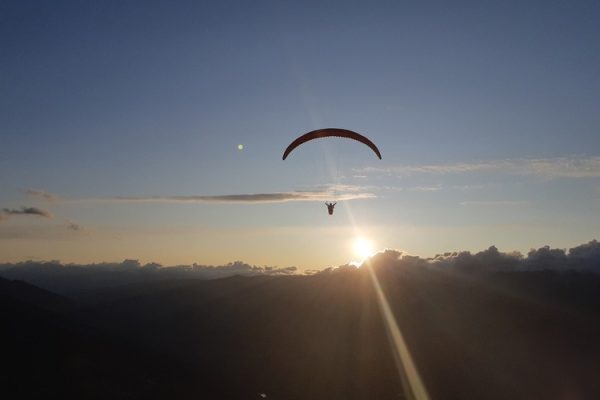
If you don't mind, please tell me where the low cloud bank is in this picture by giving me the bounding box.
[326,240,600,274]
[1,240,599,295]
[0,206,53,220]
[0,259,297,296]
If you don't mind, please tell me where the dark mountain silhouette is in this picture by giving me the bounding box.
[0,277,215,399]
[0,276,74,314]
[3,265,600,399]
[91,274,399,399]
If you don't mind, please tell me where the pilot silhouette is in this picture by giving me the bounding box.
[325,202,337,215]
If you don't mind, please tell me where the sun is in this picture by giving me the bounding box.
[353,237,375,260]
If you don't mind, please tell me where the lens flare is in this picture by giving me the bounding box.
[344,202,429,400]
[367,262,430,400]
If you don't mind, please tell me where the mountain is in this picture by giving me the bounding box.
[88,269,600,399]
[0,276,74,313]
[0,277,210,399]
[3,267,600,399]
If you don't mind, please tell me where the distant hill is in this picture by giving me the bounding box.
[3,268,600,399]
[0,276,74,313]
[0,277,214,399]
[88,269,600,399]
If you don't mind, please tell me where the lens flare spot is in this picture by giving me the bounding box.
[237,144,244,150]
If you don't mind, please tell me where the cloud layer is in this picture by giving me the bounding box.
[359,156,600,179]
[459,200,528,207]
[109,190,374,203]
[1,206,53,220]
[2,240,599,296]
[322,240,600,274]
[26,186,374,205]
[0,259,298,296]
[26,189,59,202]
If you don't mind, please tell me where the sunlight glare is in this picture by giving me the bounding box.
[367,262,430,400]
[353,237,375,260]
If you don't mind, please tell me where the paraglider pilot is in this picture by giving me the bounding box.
[325,202,336,215]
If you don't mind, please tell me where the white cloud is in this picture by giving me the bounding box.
[26,189,59,202]
[525,157,600,178]
[408,185,442,192]
[54,184,376,204]
[459,200,528,207]
[358,156,600,179]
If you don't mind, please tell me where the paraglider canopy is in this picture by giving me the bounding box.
[282,128,382,160]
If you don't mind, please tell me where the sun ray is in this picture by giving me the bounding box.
[366,261,430,400]
[343,194,429,399]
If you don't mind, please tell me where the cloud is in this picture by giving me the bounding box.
[361,161,503,176]
[428,245,525,272]
[26,189,59,202]
[0,221,92,240]
[358,156,600,179]
[0,259,298,295]
[526,157,600,178]
[318,240,600,275]
[316,183,365,193]
[66,221,83,231]
[103,189,374,204]
[408,185,442,192]
[451,184,497,191]
[1,240,600,295]
[21,185,375,206]
[1,206,53,219]
[459,200,528,207]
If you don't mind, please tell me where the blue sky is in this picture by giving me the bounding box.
[1,1,599,267]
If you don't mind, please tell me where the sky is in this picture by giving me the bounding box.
[1,0,599,268]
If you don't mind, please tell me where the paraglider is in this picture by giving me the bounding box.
[283,128,381,216]
[282,128,382,160]
[325,202,336,215]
